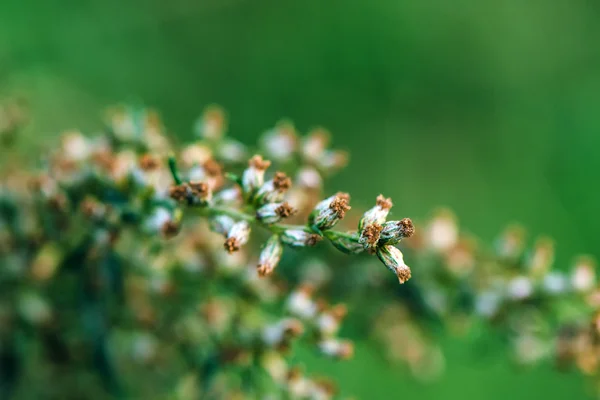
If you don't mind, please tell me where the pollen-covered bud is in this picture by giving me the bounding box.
[359,223,383,253]
[309,193,351,231]
[261,120,298,162]
[256,202,296,224]
[324,231,364,255]
[281,229,322,248]
[139,153,160,171]
[144,207,179,237]
[209,215,236,236]
[188,181,212,205]
[169,183,192,204]
[257,235,284,277]
[242,155,271,195]
[255,171,292,204]
[358,195,393,231]
[318,338,354,360]
[379,218,415,245]
[180,143,212,168]
[224,221,251,253]
[194,105,226,140]
[376,245,412,284]
[160,220,181,239]
[187,159,224,190]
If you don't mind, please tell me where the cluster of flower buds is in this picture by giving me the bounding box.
[1,103,416,398]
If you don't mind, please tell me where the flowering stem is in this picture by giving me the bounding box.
[168,155,359,253]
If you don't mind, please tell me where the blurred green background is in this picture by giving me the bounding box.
[2,0,599,398]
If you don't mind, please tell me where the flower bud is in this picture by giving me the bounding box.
[301,127,329,163]
[571,256,596,293]
[257,235,284,277]
[318,338,354,360]
[242,155,271,195]
[262,318,304,348]
[209,215,236,236]
[506,275,533,300]
[359,223,383,253]
[194,105,226,140]
[213,186,242,206]
[286,284,317,319]
[169,181,212,206]
[426,209,458,251]
[144,207,174,235]
[281,229,322,248]
[254,172,292,204]
[542,271,568,295]
[376,245,412,284]
[256,202,296,225]
[224,221,251,253]
[379,218,415,245]
[358,195,393,231]
[317,304,347,337]
[188,181,212,205]
[217,139,248,164]
[261,120,298,162]
[309,193,350,231]
[324,231,364,255]
[180,143,212,168]
[316,149,349,174]
[296,167,322,191]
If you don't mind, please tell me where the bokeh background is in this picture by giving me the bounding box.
[2,0,599,398]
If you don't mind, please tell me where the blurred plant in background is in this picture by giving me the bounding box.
[1,99,600,399]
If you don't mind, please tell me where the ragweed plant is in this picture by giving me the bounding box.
[0,104,414,399]
[2,100,599,399]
